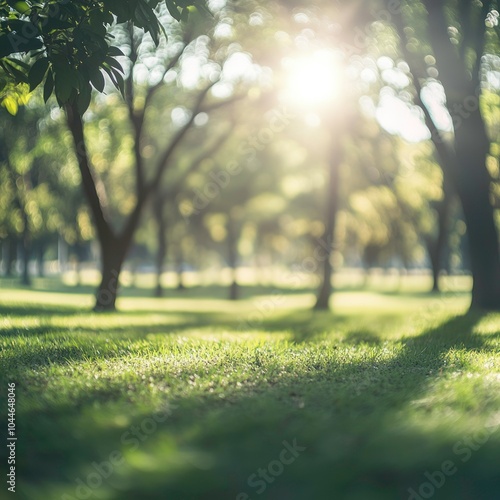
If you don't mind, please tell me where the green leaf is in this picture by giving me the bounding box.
[102,64,124,96]
[40,18,73,34]
[28,57,49,92]
[0,35,12,59]
[2,58,28,84]
[136,1,161,44]
[103,0,134,22]
[7,58,30,71]
[76,82,92,114]
[180,7,189,22]
[104,56,123,73]
[192,0,212,17]
[12,1,30,14]
[107,46,124,57]
[54,66,74,104]
[43,68,54,102]
[90,69,105,92]
[165,1,181,21]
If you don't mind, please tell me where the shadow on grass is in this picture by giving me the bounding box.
[4,311,500,500]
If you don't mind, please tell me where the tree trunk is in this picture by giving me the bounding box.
[66,102,127,311]
[227,216,239,301]
[427,186,452,293]
[20,213,31,286]
[75,256,82,287]
[94,237,127,311]
[37,241,45,278]
[176,248,185,291]
[391,1,500,309]
[314,134,341,310]
[427,239,440,293]
[154,195,167,298]
[4,238,16,277]
[459,174,500,309]
[452,104,500,309]
[421,1,500,309]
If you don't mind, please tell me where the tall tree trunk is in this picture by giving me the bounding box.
[66,102,126,311]
[448,100,500,308]
[21,234,30,286]
[314,134,341,310]
[442,80,500,308]
[4,238,16,277]
[20,201,31,287]
[427,184,452,293]
[457,161,500,309]
[176,247,185,291]
[391,0,500,309]
[154,195,167,298]
[37,241,45,278]
[94,235,127,311]
[227,216,239,301]
[422,1,500,309]
[427,239,441,293]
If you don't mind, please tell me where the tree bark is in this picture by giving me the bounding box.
[314,134,341,310]
[66,102,123,311]
[227,216,239,301]
[20,224,31,286]
[176,247,185,291]
[456,154,500,309]
[94,235,128,311]
[427,184,452,293]
[432,59,500,306]
[154,195,167,298]
[36,241,45,278]
[4,238,16,277]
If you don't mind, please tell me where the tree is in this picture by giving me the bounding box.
[387,0,500,309]
[67,24,216,310]
[0,0,210,310]
[152,128,231,297]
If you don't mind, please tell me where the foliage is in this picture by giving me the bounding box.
[0,99,90,258]
[0,0,207,113]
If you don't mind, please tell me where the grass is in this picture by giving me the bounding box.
[1,278,500,500]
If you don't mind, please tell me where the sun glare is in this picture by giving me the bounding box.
[283,49,342,107]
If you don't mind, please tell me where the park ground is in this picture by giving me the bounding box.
[1,275,500,500]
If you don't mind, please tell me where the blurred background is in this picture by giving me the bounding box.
[1,0,499,306]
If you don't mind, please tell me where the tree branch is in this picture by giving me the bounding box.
[471,1,491,87]
[391,5,455,177]
[120,81,217,240]
[421,0,472,98]
[458,0,473,61]
[166,124,233,196]
[146,80,218,195]
[143,35,192,112]
[200,91,248,113]
[124,22,145,195]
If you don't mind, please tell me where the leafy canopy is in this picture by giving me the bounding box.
[0,0,208,113]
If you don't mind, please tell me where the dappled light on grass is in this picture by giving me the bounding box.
[1,290,499,499]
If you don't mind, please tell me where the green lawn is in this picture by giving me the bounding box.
[1,280,500,500]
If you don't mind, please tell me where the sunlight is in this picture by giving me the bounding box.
[283,49,342,107]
